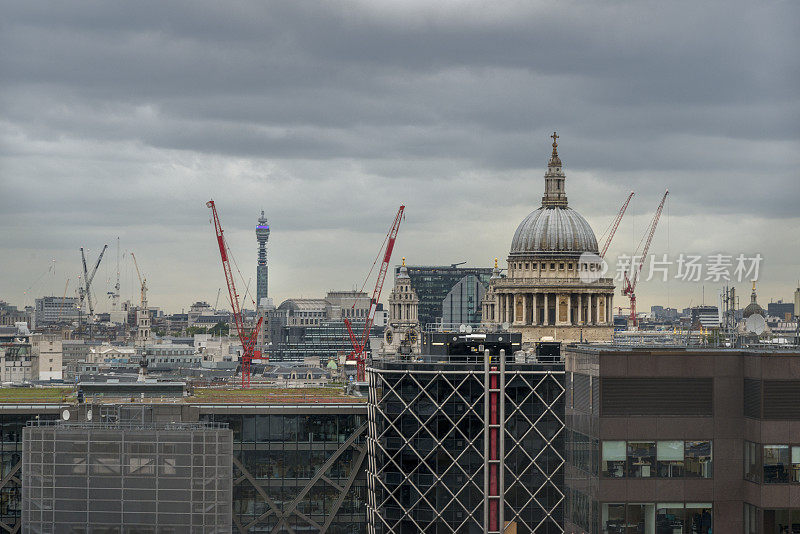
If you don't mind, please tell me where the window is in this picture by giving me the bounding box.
[602,441,625,478]
[684,441,712,478]
[744,441,760,482]
[541,263,546,270]
[743,503,758,534]
[550,263,555,270]
[627,441,655,478]
[764,444,790,483]
[602,503,713,534]
[559,263,565,269]
[657,441,684,478]
[568,263,573,270]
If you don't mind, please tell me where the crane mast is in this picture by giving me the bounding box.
[600,191,635,258]
[621,190,669,327]
[78,244,108,318]
[345,205,405,382]
[207,200,264,388]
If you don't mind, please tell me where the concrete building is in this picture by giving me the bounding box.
[30,334,63,381]
[256,210,271,308]
[563,344,800,534]
[483,134,615,344]
[0,342,33,383]
[33,296,80,326]
[0,301,29,327]
[382,259,421,356]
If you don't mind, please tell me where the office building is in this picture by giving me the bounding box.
[1,387,368,533]
[483,135,615,344]
[394,264,493,329]
[22,416,232,531]
[563,344,800,534]
[367,333,565,533]
[442,273,487,325]
[33,296,79,326]
[767,300,794,320]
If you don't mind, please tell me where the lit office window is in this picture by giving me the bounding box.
[602,441,626,478]
[793,447,800,483]
[764,445,791,483]
[656,503,685,533]
[627,441,655,478]
[684,504,713,534]
[656,440,684,478]
[684,441,712,478]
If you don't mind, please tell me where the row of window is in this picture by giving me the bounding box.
[513,261,602,272]
[602,440,712,479]
[745,441,800,484]
[602,502,712,534]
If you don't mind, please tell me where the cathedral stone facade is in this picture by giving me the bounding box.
[382,259,421,355]
[482,134,615,344]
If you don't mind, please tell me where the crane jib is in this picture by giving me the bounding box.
[217,236,227,262]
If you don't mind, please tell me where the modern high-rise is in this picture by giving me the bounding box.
[256,210,270,308]
[367,332,565,533]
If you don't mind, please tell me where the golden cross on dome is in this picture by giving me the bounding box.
[551,131,559,147]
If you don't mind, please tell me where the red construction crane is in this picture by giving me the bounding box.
[207,200,264,388]
[600,191,635,258]
[621,190,669,327]
[345,205,405,382]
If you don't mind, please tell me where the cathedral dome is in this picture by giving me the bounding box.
[509,133,598,257]
[510,206,598,256]
[743,282,765,318]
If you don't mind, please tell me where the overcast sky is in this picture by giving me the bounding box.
[1,0,798,315]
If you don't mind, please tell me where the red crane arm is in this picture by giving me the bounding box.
[356,205,405,352]
[600,191,634,258]
[630,190,669,292]
[207,200,246,344]
[207,200,264,387]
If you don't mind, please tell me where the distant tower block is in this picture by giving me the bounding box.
[256,211,270,307]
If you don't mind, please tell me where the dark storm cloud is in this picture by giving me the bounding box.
[1,0,798,310]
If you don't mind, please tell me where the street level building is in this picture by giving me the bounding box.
[483,135,615,344]
[564,344,800,534]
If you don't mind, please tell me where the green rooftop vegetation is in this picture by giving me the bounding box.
[188,386,365,404]
[0,387,74,403]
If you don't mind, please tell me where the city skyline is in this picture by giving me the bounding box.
[1,1,798,313]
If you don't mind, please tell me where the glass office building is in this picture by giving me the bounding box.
[199,405,369,533]
[367,337,565,533]
[22,420,232,532]
[395,265,492,328]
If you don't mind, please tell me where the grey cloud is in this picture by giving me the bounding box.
[0,0,797,311]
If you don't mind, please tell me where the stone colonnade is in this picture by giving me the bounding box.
[484,291,613,326]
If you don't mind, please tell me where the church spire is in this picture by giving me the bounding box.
[542,131,568,208]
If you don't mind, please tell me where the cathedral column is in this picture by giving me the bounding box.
[578,294,583,324]
[567,294,573,325]
[521,293,527,325]
[592,295,598,325]
[543,293,550,325]
[532,292,538,325]
[505,293,512,324]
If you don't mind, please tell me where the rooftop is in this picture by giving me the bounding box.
[0,386,364,405]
